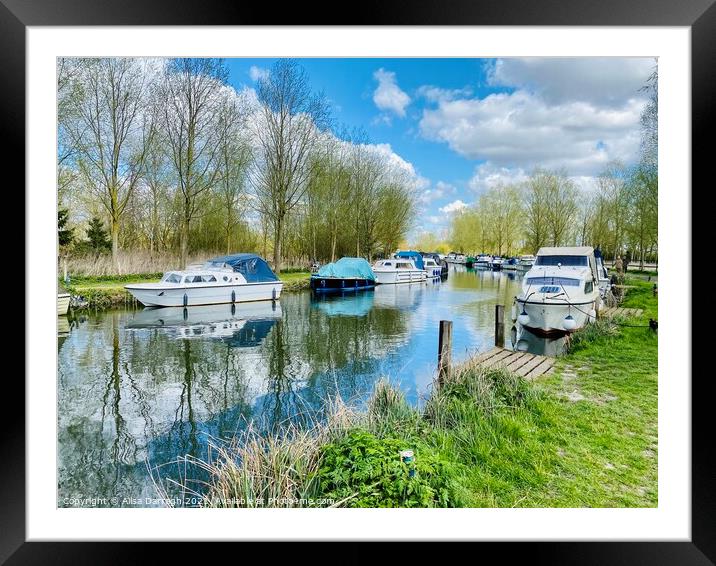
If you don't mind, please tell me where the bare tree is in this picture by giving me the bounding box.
[216,95,252,254]
[157,58,230,268]
[67,58,154,271]
[252,60,330,272]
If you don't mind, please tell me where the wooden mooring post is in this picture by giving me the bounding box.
[494,304,505,348]
[437,320,453,386]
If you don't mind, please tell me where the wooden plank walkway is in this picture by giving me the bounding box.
[600,306,643,319]
[467,347,556,380]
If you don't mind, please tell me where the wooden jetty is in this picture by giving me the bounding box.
[599,306,643,319]
[464,347,556,380]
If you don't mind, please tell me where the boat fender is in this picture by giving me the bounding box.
[183,293,188,307]
[231,303,236,316]
[321,279,326,287]
[341,280,345,288]
[182,307,188,320]
[272,287,277,301]
[511,303,517,322]
[231,290,236,303]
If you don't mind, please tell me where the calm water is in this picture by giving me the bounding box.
[57,266,564,506]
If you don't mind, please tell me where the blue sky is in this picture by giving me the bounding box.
[225,57,655,237]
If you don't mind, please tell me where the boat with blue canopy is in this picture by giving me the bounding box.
[125,253,283,307]
[309,257,376,293]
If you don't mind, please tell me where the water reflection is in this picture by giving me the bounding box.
[58,270,550,506]
[511,323,568,357]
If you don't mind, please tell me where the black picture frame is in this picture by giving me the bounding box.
[5,0,709,562]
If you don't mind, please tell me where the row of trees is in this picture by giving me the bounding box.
[448,68,658,265]
[58,58,416,273]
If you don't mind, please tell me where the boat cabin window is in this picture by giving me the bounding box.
[202,275,217,282]
[538,286,561,294]
[396,262,411,269]
[383,262,392,266]
[535,255,588,267]
[164,273,182,283]
[527,276,580,287]
[184,275,204,283]
[584,281,594,294]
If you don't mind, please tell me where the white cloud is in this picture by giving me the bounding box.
[468,163,529,194]
[249,65,269,82]
[418,180,457,204]
[439,200,468,215]
[416,85,473,103]
[486,57,655,107]
[373,68,411,118]
[420,89,645,176]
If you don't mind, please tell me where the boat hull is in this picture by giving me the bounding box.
[125,281,283,307]
[425,267,443,278]
[310,276,376,292]
[374,269,426,285]
[516,299,596,334]
[58,293,70,316]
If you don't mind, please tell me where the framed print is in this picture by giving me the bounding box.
[5,0,711,562]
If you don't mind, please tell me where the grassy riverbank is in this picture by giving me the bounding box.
[62,271,311,309]
[173,277,657,508]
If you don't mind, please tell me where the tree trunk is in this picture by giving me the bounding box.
[331,232,337,263]
[180,217,190,269]
[273,216,283,274]
[111,219,121,275]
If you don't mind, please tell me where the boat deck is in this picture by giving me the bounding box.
[464,347,556,380]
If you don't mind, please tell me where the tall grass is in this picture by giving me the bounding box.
[154,366,538,508]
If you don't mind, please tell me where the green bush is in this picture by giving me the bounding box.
[315,429,459,507]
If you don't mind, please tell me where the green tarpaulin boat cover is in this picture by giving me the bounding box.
[316,257,375,281]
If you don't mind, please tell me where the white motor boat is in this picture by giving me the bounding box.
[422,256,443,278]
[58,292,70,316]
[125,253,283,308]
[491,257,505,270]
[513,246,602,334]
[515,255,536,272]
[595,254,612,299]
[475,254,492,268]
[372,258,427,284]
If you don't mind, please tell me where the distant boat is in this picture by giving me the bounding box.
[421,252,449,278]
[502,257,519,271]
[514,246,602,334]
[372,257,427,284]
[125,253,283,307]
[475,254,492,268]
[422,256,443,278]
[491,257,505,270]
[465,256,477,268]
[310,257,376,293]
[516,255,536,272]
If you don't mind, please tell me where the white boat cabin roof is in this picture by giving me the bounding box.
[537,246,594,256]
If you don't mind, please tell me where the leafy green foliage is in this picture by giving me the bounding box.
[316,429,459,507]
[58,208,74,248]
[84,216,111,253]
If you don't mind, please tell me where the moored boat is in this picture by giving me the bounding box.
[58,292,70,316]
[513,246,602,334]
[372,257,427,284]
[502,257,519,271]
[474,254,492,268]
[515,255,536,272]
[491,257,505,270]
[310,257,376,292]
[422,256,443,278]
[125,253,283,308]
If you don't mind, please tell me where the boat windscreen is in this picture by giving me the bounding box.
[527,276,580,287]
[535,255,588,267]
